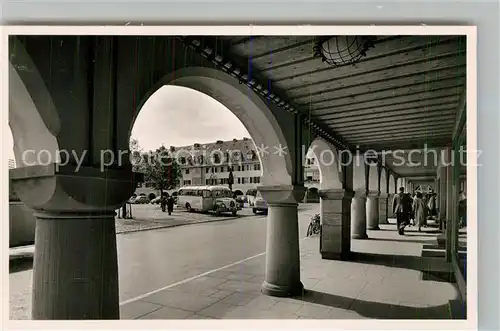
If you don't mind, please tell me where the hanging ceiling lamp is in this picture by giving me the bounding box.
[313,36,376,67]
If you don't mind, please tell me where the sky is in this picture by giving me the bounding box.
[131,86,250,151]
[6,86,251,164]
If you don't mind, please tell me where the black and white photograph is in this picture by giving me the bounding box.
[5,26,474,326]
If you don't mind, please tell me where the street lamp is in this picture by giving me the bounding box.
[313,36,376,67]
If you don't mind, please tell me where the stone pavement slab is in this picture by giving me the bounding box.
[120,221,461,320]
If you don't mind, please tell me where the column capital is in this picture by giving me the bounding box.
[367,190,380,198]
[318,188,354,200]
[353,189,368,198]
[10,163,141,214]
[257,185,306,205]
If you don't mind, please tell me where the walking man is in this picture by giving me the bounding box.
[393,187,412,235]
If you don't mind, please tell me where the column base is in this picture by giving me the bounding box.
[367,225,380,230]
[352,233,369,239]
[261,281,304,298]
[321,251,352,261]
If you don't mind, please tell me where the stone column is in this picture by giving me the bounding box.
[11,164,138,319]
[366,191,380,230]
[351,190,368,239]
[378,193,389,225]
[318,189,353,260]
[259,185,306,297]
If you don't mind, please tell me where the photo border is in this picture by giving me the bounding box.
[0,18,487,331]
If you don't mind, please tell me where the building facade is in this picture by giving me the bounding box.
[134,138,321,197]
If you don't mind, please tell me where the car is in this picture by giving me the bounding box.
[133,196,150,204]
[150,197,162,204]
[252,194,268,215]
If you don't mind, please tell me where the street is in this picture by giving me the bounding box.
[10,203,320,319]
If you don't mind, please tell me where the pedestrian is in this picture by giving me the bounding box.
[428,192,437,219]
[167,196,174,216]
[412,192,427,232]
[458,191,467,228]
[161,195,167,212]
[393,187,412,235]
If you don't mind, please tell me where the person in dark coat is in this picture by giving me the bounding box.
[160,195,167,212]
[392,187,413,235]
[167,196,175,215]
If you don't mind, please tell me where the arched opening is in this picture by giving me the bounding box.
[129,67,293,188]
[120,67,296,301]
[389,173,396,194]
[380,168,388,194]
[306,137,343,191]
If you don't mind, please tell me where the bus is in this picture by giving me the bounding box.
[177,185,239,216]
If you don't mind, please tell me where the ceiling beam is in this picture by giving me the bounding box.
[313,95,460,118]
[336,122,454,135]
[326,112,455,128]
[452,85,467,141]
[274,37,465,87]
[305,79,464,110]
[178,36,350,151]
[263,36,454,75]
[348,133,451,144]
[292,65,466,105]
[342,127,453,140]
[318,104,458,123]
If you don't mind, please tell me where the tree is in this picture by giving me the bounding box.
[129,137,144,173]
[142,145,182,197]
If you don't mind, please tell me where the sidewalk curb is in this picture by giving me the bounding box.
[116,214,251,235]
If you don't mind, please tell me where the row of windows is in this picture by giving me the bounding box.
[178,151,258,166]
[178,188,232,198]
[185,164,261,175]
[205,177,261,185]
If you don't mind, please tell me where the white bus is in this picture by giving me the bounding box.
[177,185,239,216]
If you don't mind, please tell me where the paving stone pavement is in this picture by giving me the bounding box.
[121,222,462,320]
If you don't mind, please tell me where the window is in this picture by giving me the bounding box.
[186,168,190,174]
[254,164,261,171]
[184,180,191,186]
[220,167,224,173]
[241,177,246,184]
[214,167,218,173]
[202,190,211,198]
[255,177,260,184]
[250,177,253,183]
[237,178,241,184]
[206,168,209,173]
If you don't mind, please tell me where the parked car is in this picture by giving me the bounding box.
[252,192,268,215]
[133,195,150,204]
[150,197,162,204]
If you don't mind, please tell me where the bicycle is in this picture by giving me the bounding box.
[307,213,321,237]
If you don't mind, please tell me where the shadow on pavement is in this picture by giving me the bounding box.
[348,252,449,273]
[366,237,436,245]
[296,290,463,319]
[10,257,33,274]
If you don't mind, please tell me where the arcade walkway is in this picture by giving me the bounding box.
[120,220,461,320]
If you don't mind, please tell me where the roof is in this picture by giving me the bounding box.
[178,185,232,191]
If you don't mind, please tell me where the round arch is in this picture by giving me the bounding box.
[380,167,388,194]
[367,164,378,192]
[388,173,396,194]
[130,67,293,187]
[353,155,366,191]
[307,137,342,190]
[9,63,59,167]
